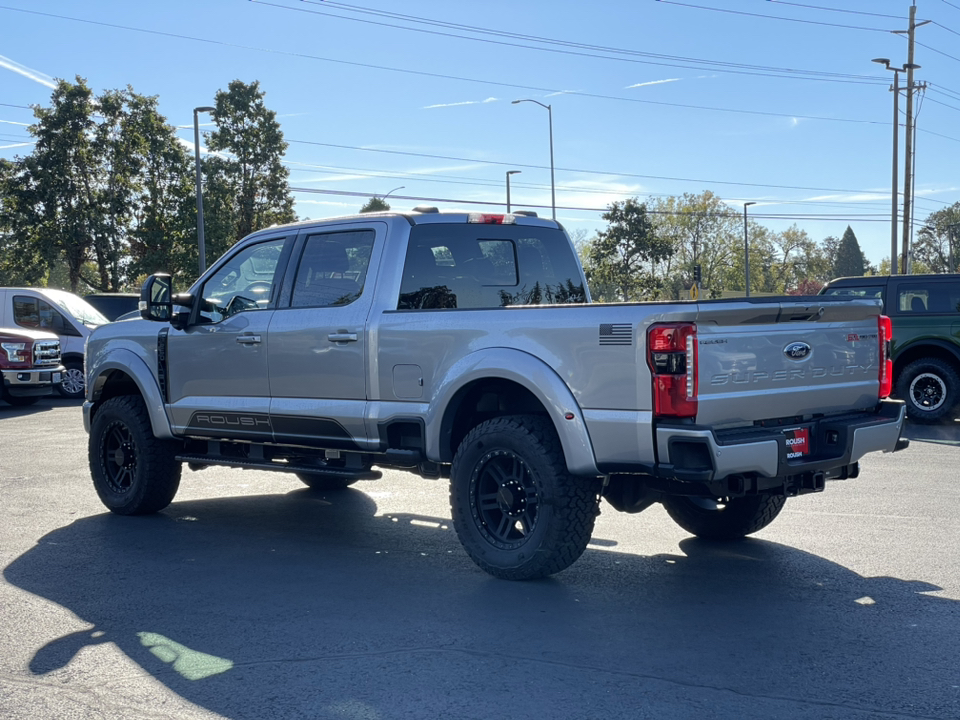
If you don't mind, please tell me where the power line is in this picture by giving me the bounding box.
[916,40,960,64]
[269,0,887,85]
[653,1,894,32]
[763,2,906,20]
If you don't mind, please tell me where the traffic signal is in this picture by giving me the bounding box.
[693,264,702,284]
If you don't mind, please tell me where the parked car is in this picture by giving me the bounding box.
[820,273,960,422]
[0,287,108,399]
[0,327,63,406]
[83,293,140,322]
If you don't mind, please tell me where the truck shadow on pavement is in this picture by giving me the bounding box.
[5,487,959,720]
[902,416,960,446]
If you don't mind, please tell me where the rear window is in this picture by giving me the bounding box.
[397,225,585,310]
[820,285,885,311]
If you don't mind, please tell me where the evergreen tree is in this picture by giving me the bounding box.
[833,226,866,278]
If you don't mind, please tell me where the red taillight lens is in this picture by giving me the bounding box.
[647,323,697,418]
[878,314,893,398]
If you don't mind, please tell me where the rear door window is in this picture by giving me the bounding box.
[895,281,960,314]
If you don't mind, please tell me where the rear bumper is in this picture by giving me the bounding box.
[655,399,907,483]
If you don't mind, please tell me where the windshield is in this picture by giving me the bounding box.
[42,289,109,326]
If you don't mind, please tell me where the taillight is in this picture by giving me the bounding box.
[647,323,697,418]
[878,315,893,398]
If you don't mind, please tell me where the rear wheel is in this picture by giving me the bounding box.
[895,357,959,423]
[57,360,85,399]
[661,494,786,540]
[89,395,181,514]
[450,415,602,580]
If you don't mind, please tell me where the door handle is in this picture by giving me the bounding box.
[327,332,358,343]
[236,334,262,345]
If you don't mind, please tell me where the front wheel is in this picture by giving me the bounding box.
[895,357,959,423]
[57,360,85,399]
[662,494,786,541]
[450,415,602,580]
[89,395,182,514]
[2,392,41,407]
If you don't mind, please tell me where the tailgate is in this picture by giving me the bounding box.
[695,299,883,426]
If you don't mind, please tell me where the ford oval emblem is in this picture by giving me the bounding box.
[783,341,812,360]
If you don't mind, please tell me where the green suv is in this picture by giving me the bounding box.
[820,274,960,423]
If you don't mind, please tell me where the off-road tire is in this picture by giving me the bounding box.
[895,357,960,424]
[662,494,787,541]
[57,360,85,399]
[89,395,182,515]
[450,415,602,580]
[295,473,357,491]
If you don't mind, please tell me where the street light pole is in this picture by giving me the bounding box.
[512,99,555,220]
[743,202,756,297]
[506,171,521,213]
[193,105,216,275]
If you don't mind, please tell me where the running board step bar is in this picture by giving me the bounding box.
[175,454,383,480]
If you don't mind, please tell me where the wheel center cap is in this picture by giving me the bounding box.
[497,480,526,516]
[113,448,126,466]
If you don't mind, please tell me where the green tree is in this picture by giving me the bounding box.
[360,197,390,213]
[585,198,672,302]
[914,201,960,273]
[832,226,866,278]
[203,80,296,261]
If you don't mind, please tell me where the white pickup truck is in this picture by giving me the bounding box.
[83,208,907,579]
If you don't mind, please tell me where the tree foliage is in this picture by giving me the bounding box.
[832,226,866,278]
[585,198,672,301]
[914,201,960,274]
[360,197,390,213]
[202,80,296,263]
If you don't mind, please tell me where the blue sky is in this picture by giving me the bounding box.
[1,0,958,267]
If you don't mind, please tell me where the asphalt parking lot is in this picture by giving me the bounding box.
[1,398,958,720]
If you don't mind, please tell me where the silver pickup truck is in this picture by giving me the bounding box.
[83,208,906,580]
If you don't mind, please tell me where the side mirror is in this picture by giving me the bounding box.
[139,273,173,321]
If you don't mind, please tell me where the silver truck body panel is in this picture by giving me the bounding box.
[83,210,904,483]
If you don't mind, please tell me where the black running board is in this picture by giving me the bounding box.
[175,454,383,480]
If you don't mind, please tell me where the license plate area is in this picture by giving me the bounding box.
[784,427,811,460]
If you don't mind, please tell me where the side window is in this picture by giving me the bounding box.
[13,296,70,333]
[898,282,960,314]
[291,230,374,308]
[199,237,286,323]
[897,287,930,314]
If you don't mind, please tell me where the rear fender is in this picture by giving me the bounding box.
[428,348,599,476]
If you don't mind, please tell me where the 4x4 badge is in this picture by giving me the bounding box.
[783,341,812,360]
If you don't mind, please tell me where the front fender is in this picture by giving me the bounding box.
[426,347,599,476]
[84,347,173,439]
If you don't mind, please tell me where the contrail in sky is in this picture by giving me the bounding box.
[0,54,55,88]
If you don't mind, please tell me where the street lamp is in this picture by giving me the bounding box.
[511,99,555,220]
[193,105,216,275]
[382,186,405,200]
[505,170,521,213]
[872,58,920,275]
[743,202,756,297]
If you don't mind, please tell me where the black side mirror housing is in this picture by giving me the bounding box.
[139,273,174,322]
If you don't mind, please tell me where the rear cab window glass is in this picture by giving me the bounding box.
[398,224,585,310]
[820,285,885,313]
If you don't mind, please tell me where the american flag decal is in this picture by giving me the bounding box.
[599,323,632,345]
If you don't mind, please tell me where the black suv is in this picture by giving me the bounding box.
[820,274,960,423]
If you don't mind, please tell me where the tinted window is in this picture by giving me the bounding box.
[291,230,374,308]
[200,237,286,322]
[896,282,960,314]
[398,224,585,310]
[13,296,72,334]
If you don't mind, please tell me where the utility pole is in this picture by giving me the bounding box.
[896,3,930,274]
